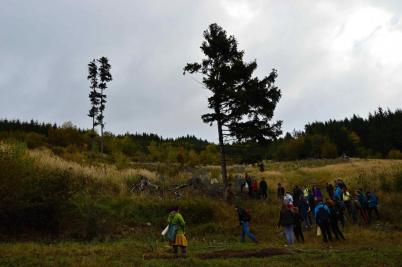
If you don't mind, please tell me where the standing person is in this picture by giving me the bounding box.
[367,192,380,223]
[167,206,188,257]
[312,185,323,202]
[326,199,345,240]
[298,195,312,229]
[245,173,252,196]
[283,192,294,206]
[356,190,369,224]
[278,204,296,245]
[239,175,246,192]
[343,187,352,216]
[259,178,268,200]
[292,207,305,242]
[334,183,343,202]
[303,187,309,198]
[349,197,359,224]
[236,207,258,243]
[293,185,303,207]
[277,183,285,201]
[314,200,333,242]
[251,179,258,199]
[307,189,316,218]
[326,182,334,199]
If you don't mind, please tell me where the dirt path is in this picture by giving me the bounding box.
[198,247,291,259]
[143,247,291,260]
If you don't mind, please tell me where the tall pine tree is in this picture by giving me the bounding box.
[97,57,112,154]
[87,57,112,154]
[184,23,282,196]
[87,59,99,133]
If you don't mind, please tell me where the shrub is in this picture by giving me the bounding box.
[388,149,402,159]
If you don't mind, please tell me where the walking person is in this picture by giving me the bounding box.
[236,207,258,243]
[292,207,305,242]
[326,199,345,241]
[166,206,188,257]
[259,178,268,200]
[278,204,296,245]
[314,200,333,242]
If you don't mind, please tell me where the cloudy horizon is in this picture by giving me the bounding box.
[1,0,402,142]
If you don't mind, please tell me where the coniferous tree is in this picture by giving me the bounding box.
[87,59,99,133]
[96,57,112,154]
[184,23,282,195]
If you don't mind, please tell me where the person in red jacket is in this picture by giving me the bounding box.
[251,180,258,198]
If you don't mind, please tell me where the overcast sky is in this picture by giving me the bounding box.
[1,0,402,142]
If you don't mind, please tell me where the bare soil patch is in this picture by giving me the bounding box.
[143,247,291,260]
[198,247,291,259]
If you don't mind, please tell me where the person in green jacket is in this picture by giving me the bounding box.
[167,206,187,257]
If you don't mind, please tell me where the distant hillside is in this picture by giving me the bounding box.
[1,106,402,164]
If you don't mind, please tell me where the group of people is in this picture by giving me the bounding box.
[276,179,380,244]
[163,177,381,257]
[239,173,268,200]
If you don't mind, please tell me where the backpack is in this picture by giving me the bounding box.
[317,206,330,222]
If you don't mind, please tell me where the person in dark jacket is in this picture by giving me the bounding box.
[314,201,332,242]
[298,195,312,228]
[293,185,303,207]
[326,182,334,199]
[367,192,380,223]
[278,204,296,245]
[277,183,285,201]
[292,207,304,242]
[349,197,359,224]
[326,199,345,241]
[259,178,268,200]
[236,207,258,243]
[307,189,316,217]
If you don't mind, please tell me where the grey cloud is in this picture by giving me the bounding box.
[1,0,402,142]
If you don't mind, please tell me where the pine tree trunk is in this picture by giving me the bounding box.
[100,125,104,154]
[217,119,228,200]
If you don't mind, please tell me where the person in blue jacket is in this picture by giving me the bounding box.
[334,184,343,201]
[314,200,332,242]
[356,189,369,224]
[367,191,380,223]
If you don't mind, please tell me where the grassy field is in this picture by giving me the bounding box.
[1,143,402,266]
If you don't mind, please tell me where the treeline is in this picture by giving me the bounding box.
[1,107,402,164]
[0,119,223,166]
[271,108,402,160]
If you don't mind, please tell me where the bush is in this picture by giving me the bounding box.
[388,149,402,159]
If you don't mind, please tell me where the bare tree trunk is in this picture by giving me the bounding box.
[100,125,104,154]
[217,119,228,200]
